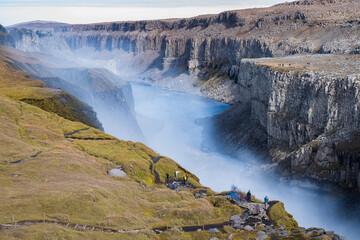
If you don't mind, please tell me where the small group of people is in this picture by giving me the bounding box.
[166,171,179,181]
[166,171,189,185]
[246,190,269,209]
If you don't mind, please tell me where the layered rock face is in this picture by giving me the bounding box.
[9,0,360,75]
[213,55,360,189]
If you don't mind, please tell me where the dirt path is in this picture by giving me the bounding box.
[63,128,90,137]
[0,219,231,234]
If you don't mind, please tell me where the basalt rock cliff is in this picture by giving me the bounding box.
[212,55,360,190]
[9,0,360,71]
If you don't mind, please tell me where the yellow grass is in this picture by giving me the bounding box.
[0,50,243,238]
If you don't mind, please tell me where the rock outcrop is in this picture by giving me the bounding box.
[0,24,14,47]
[213,55,360,189]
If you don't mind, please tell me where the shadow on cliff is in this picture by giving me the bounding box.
[200,102,270,160]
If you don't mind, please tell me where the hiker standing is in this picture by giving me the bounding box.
[246,190,252,202]
[264,196,269,210]
[166,173,169,181]
[185,174,189,185]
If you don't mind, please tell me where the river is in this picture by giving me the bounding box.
[116,82,359,239]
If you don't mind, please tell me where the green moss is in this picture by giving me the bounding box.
[20,94,102,130]
[268,201,298,228]
[207,196,242,217]
[192,188,215,197]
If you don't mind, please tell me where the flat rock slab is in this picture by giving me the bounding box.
[108,169,127,177]
[255,235,268,240]
[243,225,254,231]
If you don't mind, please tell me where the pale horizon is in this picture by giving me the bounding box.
[0,0,285,27]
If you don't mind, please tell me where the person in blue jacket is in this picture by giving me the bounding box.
[264,195,269,209]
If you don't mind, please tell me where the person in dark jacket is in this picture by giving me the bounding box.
[166,173,169,181]
[246,190,251,202]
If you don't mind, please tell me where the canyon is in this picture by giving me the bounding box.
[1,0,360,239]
[7,0,360,190]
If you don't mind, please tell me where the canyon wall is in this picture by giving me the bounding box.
[213,58,360,189]
[9,0,360,77]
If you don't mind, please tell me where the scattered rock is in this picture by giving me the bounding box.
[255,235,268,240]
[230,215,242,224]
[194,192,207,198]
[278,230,290,237]
[107,168,127,177]
[243,225,254,231]
[208,228,219,234]
[233,223,242,229]
[256,224,265,231]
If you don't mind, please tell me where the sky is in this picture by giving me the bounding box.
[0,0,285,26]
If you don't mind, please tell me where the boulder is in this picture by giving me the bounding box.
[230,215,242,224]
[208,228,219,234]
[243,225,254,231]
[107,168,127,177]
[256,235,268,240]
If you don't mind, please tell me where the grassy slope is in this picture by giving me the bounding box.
[0,47,314,240]
[0,49,244,239]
